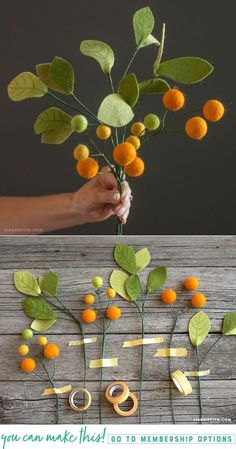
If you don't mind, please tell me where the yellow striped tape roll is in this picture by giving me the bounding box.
[171,370,192,396]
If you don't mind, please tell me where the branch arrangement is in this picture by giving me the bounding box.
[7,6,225,234]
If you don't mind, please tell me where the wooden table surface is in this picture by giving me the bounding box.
[0,235,235,425]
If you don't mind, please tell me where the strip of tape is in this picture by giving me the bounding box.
[153,348,187,357]
[68,337,97,346]
[184,370,211,377]
[89,357,118,368]
[42,385,72,396]
[123,336,164,348]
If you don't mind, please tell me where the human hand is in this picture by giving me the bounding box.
[73,167,132,224]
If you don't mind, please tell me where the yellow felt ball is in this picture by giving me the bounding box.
[84,294,95,305]
[18,344,29,356]
[96,124,111,140]
[126,135,141,150]
[37,336,48,346]
[106,288,116,299]
[73,144,89,161]
[131,122,145,137]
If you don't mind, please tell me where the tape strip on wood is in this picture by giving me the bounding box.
[68,337,97,346]
[42,385,72,396]
[89,357,118,368]
[123,336,164,347]
[153,348,187,357]
[184,369,211,377]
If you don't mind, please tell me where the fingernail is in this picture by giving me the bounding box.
[120,216,127,224]
[114,192,120,201]
[118,206,125,216]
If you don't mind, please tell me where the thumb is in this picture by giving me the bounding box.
[97,189,121,205]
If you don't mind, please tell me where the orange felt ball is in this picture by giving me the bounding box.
[191,293,206,308]
[113,142,136,166]
[185,116,208,140]
[161,289,177,304]
[163,88,185,111]
[21,358,36,373]
[44,343,60,359]
[125,157,145,177]
[203,99,224,122]
[184,276,199,291]
[82,308,97,323]
[76,157,99,179]
[106,306,121,320]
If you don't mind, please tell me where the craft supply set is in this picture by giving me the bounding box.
[13,244,236,424]
[7,6,225,235]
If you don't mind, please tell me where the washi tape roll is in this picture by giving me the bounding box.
[105,381,130,405]
[113,392,139,417]
[69,387,92,412]
[171,370,192,396]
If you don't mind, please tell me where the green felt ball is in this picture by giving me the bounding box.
[144,114,160,131]
[71,115,88,133]
[92,277,103,289]
[22,328,33,340]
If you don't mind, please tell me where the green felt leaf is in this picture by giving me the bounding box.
[135,248,151,271]
[133,7,155,46]
[97,93,134,127]
[80,40,114,74]
[14,271,41,297]
[125,275,141,301]
[41,271,59,297]
[36,63,67,94]
[114,244,137,275]
[140,34,160,48]
[110,270,131,301]
[23,298,57,320]
[147,266,167,293]
[49,57,74,94]
[156,57,214,84]
[34,107,72,134]
[153,23,166,74]
[31,318,56,332]
[8,72,48,101]
[139,78,170,94]
[118,73,139,108]
[222,312,236,336]
[189,312,211,346]
[42,128,73,144]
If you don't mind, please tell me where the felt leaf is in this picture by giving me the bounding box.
[80,40,115,74]
[133,7,155,46]
[42,271,59,297]
[118,73,139,107]
[125,275,141,301]
[14,271,41,297]
[31,319,56,332]
[189,312,211,346]
[34,107,72,134]
[97,93,134,127]
[222,312,236,336]
[140,34,160,48]
[139,78,170,94]
[36,63,67,94]
[49,57,74,94]
[8,72,48,101]
[41,128,73,144]
[156,57,214,84]
[153,23,166,74]
[23,298,57,320]
[110,270,131,301]
[114,244,137,275]
[135,248,151,271]
[147,266,167,293]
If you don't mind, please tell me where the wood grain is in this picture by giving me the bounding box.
[0,235,235,424]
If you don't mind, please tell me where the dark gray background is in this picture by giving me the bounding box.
[1,0,235,235]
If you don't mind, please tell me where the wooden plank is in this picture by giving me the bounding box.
[0,381,235,424]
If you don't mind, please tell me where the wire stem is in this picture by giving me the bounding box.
[42,360,60,424]
[196,346,203,423]
[71,93,100,123]
[47,91,90,119]
[123,46,140,78]
[99,317,107,424]
[199,335,223,367]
